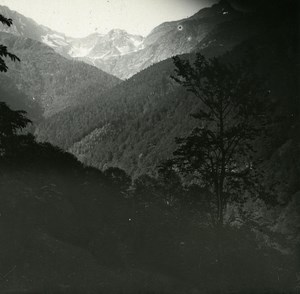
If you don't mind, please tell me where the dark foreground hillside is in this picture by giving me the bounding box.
[0,101,298,293]
[0,103,298,293]
[0,132,185,293]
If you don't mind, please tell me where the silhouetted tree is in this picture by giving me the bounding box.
[0,15,28,156]
[0,14,20,72]
[0,102,32,157]
[0,102,31,137]
[160,52,272,293]
[163,53,269,228]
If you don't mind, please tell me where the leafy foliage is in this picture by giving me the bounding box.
[0,102,31,137]
[0,14,20,72]
[162,53,270,226]
[0,14,12,26]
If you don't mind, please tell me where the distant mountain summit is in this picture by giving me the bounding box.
[66,29,144,61]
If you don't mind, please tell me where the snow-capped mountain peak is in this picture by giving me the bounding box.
[65,30,145,61]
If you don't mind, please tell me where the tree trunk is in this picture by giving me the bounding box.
[216,223,224,294]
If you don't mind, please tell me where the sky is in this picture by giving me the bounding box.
[0,0,217,37]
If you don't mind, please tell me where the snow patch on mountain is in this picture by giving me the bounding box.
[41,35,57,47]
[41,33,69,48]
[68,46,93,58]
[130,37,144,47]
[61,31,145,62]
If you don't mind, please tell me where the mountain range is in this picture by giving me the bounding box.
[1,0,298,176]
[2,0,298,173]
[0,1,250,79]
[35,22,299,179]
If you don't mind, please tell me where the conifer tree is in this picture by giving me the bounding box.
[0,14,30,156]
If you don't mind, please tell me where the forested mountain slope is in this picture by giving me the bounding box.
[71,26,299,178]
[35,57,182,152]
[0,32,120,117]
[33,1,265,162]
[35,5,299,180]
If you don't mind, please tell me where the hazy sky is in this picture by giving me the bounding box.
[0,0,216,37]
